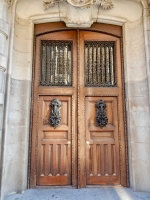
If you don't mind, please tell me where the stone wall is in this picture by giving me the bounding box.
[1,14,33,198]
[123,16,150,192]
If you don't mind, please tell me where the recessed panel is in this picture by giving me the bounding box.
[88,100,113,127]
[37,95,72,186]
[85,96,120,185]
[43,131,68,139]
[90,132,113,139]
[42,99,70,127]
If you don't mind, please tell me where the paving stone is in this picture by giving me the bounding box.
[4,188,150,200]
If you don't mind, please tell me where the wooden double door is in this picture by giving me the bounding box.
[30,23,127,188]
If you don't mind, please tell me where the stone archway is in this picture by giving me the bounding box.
[1,0,150,199]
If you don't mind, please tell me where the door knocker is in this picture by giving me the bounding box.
[96,100,108,128]
[49,99,61,129]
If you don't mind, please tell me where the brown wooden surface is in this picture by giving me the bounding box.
[37,96,72,185]
[30,22,127,188]
[34,22,122,38]
[30,30,78,187]
[85,96,120,185]
[78,30,126,187]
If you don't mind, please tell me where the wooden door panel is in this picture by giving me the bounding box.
[31,23,127,188]
[30,28,78,188]
[85,96,120,185]
[37,96,72,185]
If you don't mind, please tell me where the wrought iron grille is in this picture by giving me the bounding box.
[40,40,73,86]
[85,41,116,87]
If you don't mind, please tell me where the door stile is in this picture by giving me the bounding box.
[115,38,127,186]
[30,35,40,187]
[71,30,78,187]
[77,30,86,188]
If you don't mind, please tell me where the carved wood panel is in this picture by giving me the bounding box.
[78,30,127,187]
[85,96,120,185]
[37,96,72,185]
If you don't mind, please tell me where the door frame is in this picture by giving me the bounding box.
[28,22,129,188]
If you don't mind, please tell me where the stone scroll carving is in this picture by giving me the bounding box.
[43,0,113,10]
[49,99,61,129]
[4,0,12,6]
[96,100,108,128]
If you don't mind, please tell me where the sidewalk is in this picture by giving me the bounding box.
[5,188,150,200]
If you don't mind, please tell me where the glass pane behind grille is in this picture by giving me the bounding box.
[40,40,72,86]
[85,41,116,87]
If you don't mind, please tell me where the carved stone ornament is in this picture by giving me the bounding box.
[4,0,11,6]
[96,100,108,128]
[43,0,113,10]
[49,99,61,129]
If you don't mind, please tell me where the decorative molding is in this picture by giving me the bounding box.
[43,0,113,10]
[43,0,113,27]
[64,17,93,27]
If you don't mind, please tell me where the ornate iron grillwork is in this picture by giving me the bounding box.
[85,41,116,87]
[40,40,73,86]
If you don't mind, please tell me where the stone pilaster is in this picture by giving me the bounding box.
[0,0,9,198]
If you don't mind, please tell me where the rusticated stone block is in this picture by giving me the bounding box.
[131,143,150,161]
[8,110,29,126]
[130,110,150,127]
[129,96,149,111]
[127,78,149,97]
[12,50,32,69]
[8,94,30,111]
[10,78,31,96]
[130,126,150,144]
[132,160,150,192]
[4,143,27,163]
[2,159,28,197]
[6,126,28,144]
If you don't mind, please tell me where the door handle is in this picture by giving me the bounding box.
[67,141,71,145]
[86,141,90,145]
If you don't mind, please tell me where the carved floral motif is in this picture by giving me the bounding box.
[43,0,113,10]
